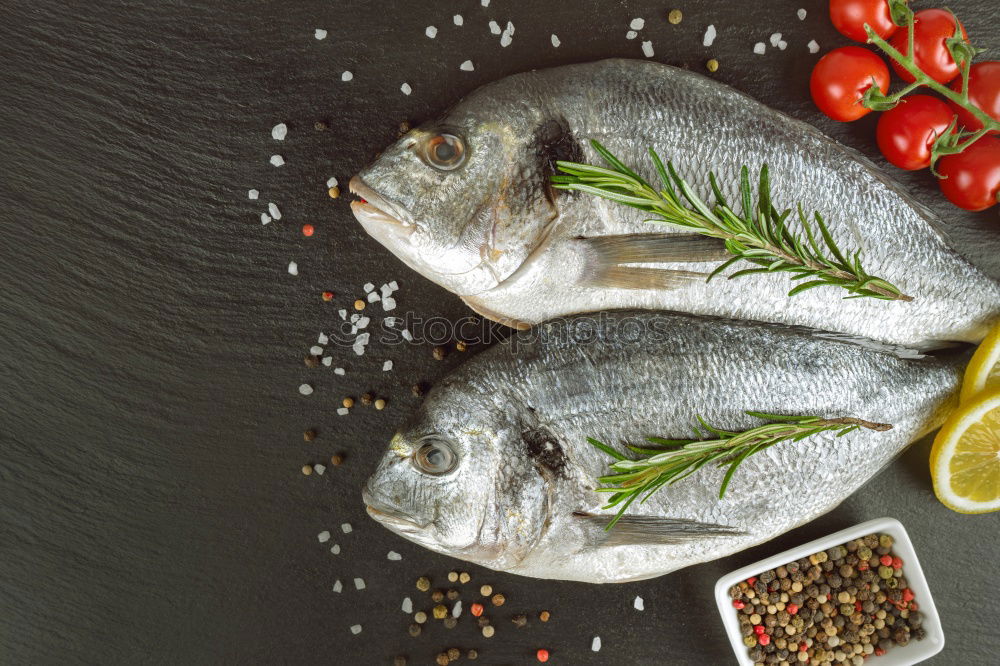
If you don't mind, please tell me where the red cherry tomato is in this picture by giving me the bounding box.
[949,61,1000,132]
[875,95,955,170]
[936,136,1000,211]
[829,0,899,43]
[810,47,890,122]
[889,9,968,85]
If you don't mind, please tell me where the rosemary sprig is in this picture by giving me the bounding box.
[552,140,911,302]
[588,412,893,530]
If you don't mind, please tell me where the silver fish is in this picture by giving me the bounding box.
[350,59,998,348]
[362,311,966,583]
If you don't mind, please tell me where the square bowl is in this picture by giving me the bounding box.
[714,517,944,666]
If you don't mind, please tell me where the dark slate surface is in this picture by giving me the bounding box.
[2,1,997,664]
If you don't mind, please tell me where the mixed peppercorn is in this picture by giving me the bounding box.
[728,534,923,665]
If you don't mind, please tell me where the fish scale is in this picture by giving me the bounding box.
[363,311,968,583]
[352,59,998,346]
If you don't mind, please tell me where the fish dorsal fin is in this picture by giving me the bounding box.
[573,511,743,547]
[578,234,728,290]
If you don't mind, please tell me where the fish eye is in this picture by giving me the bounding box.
[413,439,457,475]
[422,133,465,171]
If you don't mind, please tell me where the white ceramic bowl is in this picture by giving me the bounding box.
[714,517,944,666]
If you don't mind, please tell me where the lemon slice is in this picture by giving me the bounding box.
[960,322,1000,404]
[930,389,1000,514]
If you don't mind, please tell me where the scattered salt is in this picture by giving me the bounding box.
[314,464,326,475]
[367,291,380,303]
[754,42,766,55]
[481,0,489,6]
[454,15,463,26]
[798,8,807,20]
[260,213,271,225]
[356,316,370,329]
[459,60,474,71]
[363,283,374,293]
[384,316,397,326]
[389,280,398,290]
[402,597,413,613]
[338,309,347,320]
[500,31,512,47]
[318,332,329,345]
[350,314,360,324]
[551,34,560,48]
[270,155,285,167]
[592,636,602,652]
[314,29,327,40]
[626,30,637,40]
[383,297,396,311]
[703,24,717,47]
[808,40,820,54]
[341,71,353,82]
[326,176,338,188]
[641,41,654,58]
[489,21,501,35]
[318,530,331,543]
[337,407,349,415]
[387,550,402,561]
[383,360,393,371]
[333,579,343,593]
[400,82,412,95]
[334,367,345,375]
[769,32,782,47]
[268,202,281,220]
[630,18,645,30]
[425,26,437,39]
[298,383,313,395]
[506,21,514,35]
[310,345,323,356]
[634,596,645,611]
[402,330,413,342]
[354,578,366,590]
[248,189,259,200]
[287,261,298,275]
[349,625,362,635]
[452,600,462,617]
[322,357,332,366]
[271,123,287,140]
[331,544,340,554]
[778,40,788,50]
[341,523,353,534]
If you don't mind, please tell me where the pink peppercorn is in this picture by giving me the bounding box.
[758,634,771,646]
[746,577,757,586]
[786,603,798,615]
[892,556,903,569]
[754,625,766,635]
[732,600,745,609]
[879,555,893,567]
[902,588,915,602]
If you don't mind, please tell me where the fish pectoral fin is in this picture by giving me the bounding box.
[578,234,728,290]
[573,511,743,547]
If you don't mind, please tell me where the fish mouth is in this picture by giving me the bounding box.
[349,176,416,237]
[362,485,427,531]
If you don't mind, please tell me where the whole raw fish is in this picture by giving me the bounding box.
[350,59,998,348]
[362,311,967,583]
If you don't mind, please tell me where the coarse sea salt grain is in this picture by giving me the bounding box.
[481,0,489,6]
[322,356,332,366]
[592,636,602,652]
[270,154,285,167]
[341,71,353,82]
[318,530,331,543]
[798,8,807,20]
[341,523,353,534]
[318,332,329,345]
[642,41,654,58]
[333,579,343,593]
[339,309,347,320]
[314,464,326,475]
[367,292,380,303]
[453,600,462,617]
[314,29,327,40]
[356,316,370,329]
[389,280,398,290]
[703,24,717,47]
[268,202,281,220]
[354,578,366,590]
[248,189,259,199]
[634,596,645,611]
[489,20,501,35]
[770,32,782,47]
[334,367,345,375]
[310,345,323,355]
[425,25,437,38]
[630,18,645,30]
[350,625,362,635]
[388,551,402,561]
[454,14,463,26]
[337,407,349,415]
[260,213,271,225]
[383,296,397,311]
[384,316,396,326]
[331,544,340,554]
[500,31,512,47]
[754,42,766,55]
[383,360,393,371]
[626,30,637,40]
[402,597,413,613]
[288,261,298,275]
[808,40,820,54]
[298,383,313,395]
[327,176,338,188]
[778,40,788,50]
[363,282,374,293]
[271,123,287,140]
[401,82,412,95]
[402,330,413,342]
[551,34,560,48]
